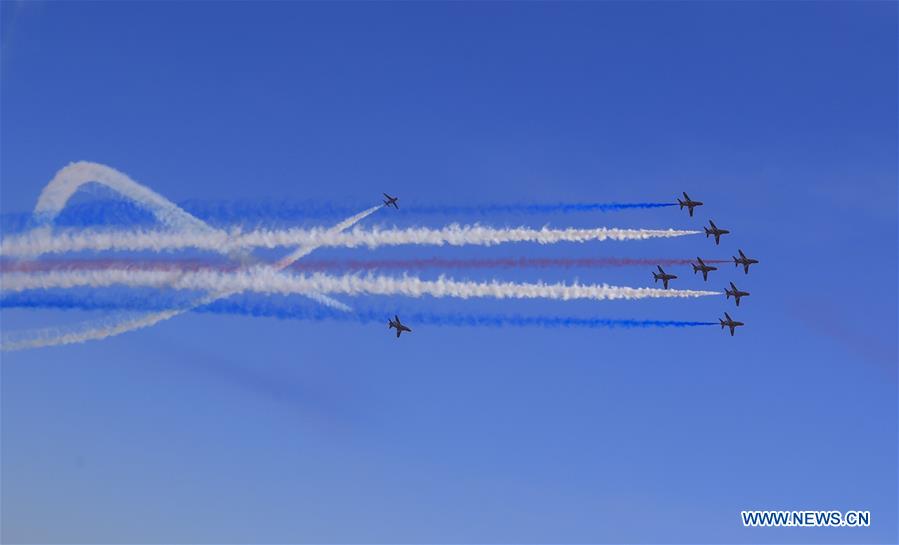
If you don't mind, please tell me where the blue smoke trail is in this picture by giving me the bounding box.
[1,291,716,330]
[1,200,677,232]
[408,202,676,214]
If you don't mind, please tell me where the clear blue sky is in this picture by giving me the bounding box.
[1,2,896,543]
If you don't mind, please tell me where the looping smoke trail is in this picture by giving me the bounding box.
[1,161,380,349]
[0,292,716,351]
[0,225,700,257]
[0,256,730,273]
[2,269,722,301]
[1,207,382,350]
[33,161,217,234]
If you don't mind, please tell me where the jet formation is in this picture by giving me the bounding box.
[675,192,758,336]
[382,191,758,338]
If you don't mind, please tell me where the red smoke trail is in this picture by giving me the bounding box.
[1,257,729,273]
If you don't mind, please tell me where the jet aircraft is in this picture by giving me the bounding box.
[677,192,703,216]
[388,315,412,338]
[652,265,677,290]
[383,193,399,209]
[720,312,744,336]
[725,282,750,307]
[692,257,718,281]
[733,249,758,274]
[704,220,730,245]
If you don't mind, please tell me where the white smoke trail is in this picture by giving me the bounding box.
[1,225,700,257]
[22,161,351,309]
[2,159,379,349]
[1,269,721,301]
[33,161,217,234]
[1,309,190,352]
[1,206,381,351]
[0,160,698,350]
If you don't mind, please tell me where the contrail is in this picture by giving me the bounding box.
[22,160,351,309]
[4,161,381,348]
[2,269,721,301]
[22,161,360,310]
[1,225,700,257]
[0,161,700,350]
[0,206,382,350]
[0,161,380,347]
[394,202,677,215]
[32,161,216,233]
[1,257,730,273]
[1,292,716,351]
[1,200,678,231]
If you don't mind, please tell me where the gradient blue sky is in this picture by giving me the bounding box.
[1,2,896,543]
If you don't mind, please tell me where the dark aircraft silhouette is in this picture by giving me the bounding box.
[652,265,677,290]
[677,192,703,217]
[720,312,744,336]
[388,315,412,338]
[383,193,399,209]
[704,220,730,245]
[725,282,750,307]
[733,249,758,274]
[692,257,718,281]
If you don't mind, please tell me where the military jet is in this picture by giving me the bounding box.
[692,257,718,281]
[677,192,703,217]
[725,282,750,307]
[382,193,399,209]
[719,312,744,336]
[388,315,412,338]
[704,220,730,245]
[733,249,758,274]
[652,265,677,290]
